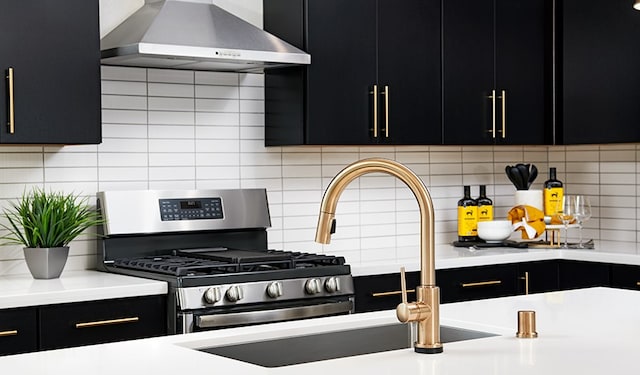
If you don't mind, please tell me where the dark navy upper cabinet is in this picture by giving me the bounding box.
[0,0,101,144]
[557,0,640,144]
[442,0,553,145]
[264,0,441,145]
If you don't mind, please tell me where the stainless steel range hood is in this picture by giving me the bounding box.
[100,0,310,72]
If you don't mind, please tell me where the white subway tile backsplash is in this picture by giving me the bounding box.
[148,83,194,98]
[102,124,148,139]
[148,111,194,126]
[99,167,148,182]
[195,98,240,113]
[147,68,194,84]
[239,99,264,113]
[196,125,240,140]
[150,139,194,153]
[149,153,195,167]
[196,85,240,99]
[148,97,194,112]
[102,94,148,110]
[101,66,146,81]
[149,125,195,139]
[102,109,147,124]
[98,153,148,167]
[44,153,97,168]
[195,71,239,86]
[149,166,195,181]
[101,80,147,95]
[98,138,148,153]
[196,112,240,126]
[239,73,264,87]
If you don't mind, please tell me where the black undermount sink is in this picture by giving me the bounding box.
[199,324,496,368]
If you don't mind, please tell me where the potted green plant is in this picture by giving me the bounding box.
[0,188,104,279]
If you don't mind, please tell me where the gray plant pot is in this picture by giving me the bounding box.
[23,247,69,279]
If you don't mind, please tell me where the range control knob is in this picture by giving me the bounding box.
[305,278,322,295]
[266,281,284,298]
[225,285,244,302]
[324,277,340,293]
[203,286,221,304]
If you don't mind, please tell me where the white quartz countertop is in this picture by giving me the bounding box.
[351,240,640,275]
[0,270,168,309]
[1,287,638,374]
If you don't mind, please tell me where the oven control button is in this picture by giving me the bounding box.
[266,281,284,298]
[203,286,221,304]
[324,277,341,293]
[225,285,244,302]
[305,278,322,295]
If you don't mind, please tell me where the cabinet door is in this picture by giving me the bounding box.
[610,264,640,290]
[438,264,518,303]
[558,260,610,290]
[377,0,441,144]
[39,295,166,350]
[495,0,552,145]
[0,0,100,144]
[517,260,559,294]
[353,271,420,313]
[443,0,551,145]
[558,0,640,144]
[305,0,377,145]
[0,307,38,356]
[442,0,495,145]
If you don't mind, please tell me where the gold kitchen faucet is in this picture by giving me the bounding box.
[315,158,443,354]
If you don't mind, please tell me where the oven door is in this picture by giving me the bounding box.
[179,298,354,333]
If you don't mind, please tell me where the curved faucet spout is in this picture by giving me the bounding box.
[315,158,442,354]
[315,158,435,286]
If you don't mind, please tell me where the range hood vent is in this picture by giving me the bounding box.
[101,0,310,72]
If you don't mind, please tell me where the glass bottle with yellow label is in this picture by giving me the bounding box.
[544,167,563,216]
[476,185,494,222]
[458,185,478,242]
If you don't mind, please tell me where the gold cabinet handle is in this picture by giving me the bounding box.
[372,289,416,298]
[519,271,530,295]
[0,330,18,337]
[6,67,14,134]
[461,280,502,288]
[382,85,389,138]
[500,89,506,138]
[370,84,378,138]
[636,281,640,287]
[75,316,139,329]
[488,89,496,138]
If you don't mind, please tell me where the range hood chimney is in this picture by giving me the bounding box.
[101,0,310,72]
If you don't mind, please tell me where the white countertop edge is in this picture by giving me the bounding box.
[0,270,168,309]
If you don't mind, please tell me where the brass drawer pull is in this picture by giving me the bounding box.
[372,289,415,298]
[75,316,139,329]
[370,84,379,137]
[500,89,506,138]
[461,280,502,288]
[383,85,389,137]
[636,281,640,287]
[7,67,15,134]
[0,330,18,337]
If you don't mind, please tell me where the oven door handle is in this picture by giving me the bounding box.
[195,301,353,329]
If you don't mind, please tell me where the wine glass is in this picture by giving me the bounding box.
[573,195,592,248]
[557,195,576,248]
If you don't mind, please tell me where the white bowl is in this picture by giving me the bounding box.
[477,220,513,243]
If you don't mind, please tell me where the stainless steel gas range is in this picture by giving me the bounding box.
[96,189,354,334]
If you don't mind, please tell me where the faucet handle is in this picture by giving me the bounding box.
[399,266,408,304]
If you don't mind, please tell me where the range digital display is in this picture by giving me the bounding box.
[180,200,202,209]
